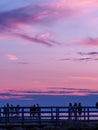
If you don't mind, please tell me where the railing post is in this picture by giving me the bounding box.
[87,108,89,121]
[7,105,9,124]
[51,107,53,120]
[84,107,86,120]
[56,107,59,125]
[0,108,1,123]
[22,107,24,125]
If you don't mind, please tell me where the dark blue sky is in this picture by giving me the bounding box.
[0,94,97,107]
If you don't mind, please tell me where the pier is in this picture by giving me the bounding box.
[0,105,98,129]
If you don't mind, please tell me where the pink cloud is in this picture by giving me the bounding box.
[7,54,19,61]
[74,37,98,46]
[37,32,50,39]
[56,0,98,9]
[70,76,98,81]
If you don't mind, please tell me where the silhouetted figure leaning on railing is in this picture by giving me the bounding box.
[68,102,82,120]
[68,103,73,120]
[3,105,7,117]
[73,103,77,120]
[15,104,20,117]
[78,102,82,120]
[10,104,14,117]
[30,104,36,118]
[3,104,21,118]
[3,103,9,118]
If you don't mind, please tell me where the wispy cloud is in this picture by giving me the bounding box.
[70,76,98,81]
[49,87,98,95]
[59,51,98,62]
[78,52,98,55]
[59,57,98,62]
[13,33,58,46]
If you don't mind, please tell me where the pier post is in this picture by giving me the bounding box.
[84,107,86,120]
[7,104,9,124]
[87,107,89,121]
[56,107,59,125]
[51,107,54,120]
[0,108,1,123]
[22,107,24,125]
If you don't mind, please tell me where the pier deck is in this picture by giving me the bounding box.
[0,106,98,129]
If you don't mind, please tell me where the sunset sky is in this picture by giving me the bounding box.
[0,0,98,106]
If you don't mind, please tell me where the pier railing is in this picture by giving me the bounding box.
[0,106,98,125]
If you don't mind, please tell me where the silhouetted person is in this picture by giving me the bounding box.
[78,102,82,120]
[36,104,40,119]
[3,105,7,117]
[6,103,9,118]
[15,105,20,117]
[73,102,77,120]
[10,104,14,117]
[68,103,73,119]
[30,104,36,118]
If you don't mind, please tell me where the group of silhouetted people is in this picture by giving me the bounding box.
[2,102,98,121]
[68,102,82,120]
[3,103,20,117]
[2,103,40,118]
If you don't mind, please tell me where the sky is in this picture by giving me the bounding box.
[0,0,98,106]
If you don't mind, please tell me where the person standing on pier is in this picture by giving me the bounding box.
[78,102,82,120]
[73,102,77,120]
[68,103,73,120]
[36,104,41,120]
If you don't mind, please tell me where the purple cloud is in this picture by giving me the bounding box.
[13,33,57,46]
[59,57,94,61]
[78,52,98,55]
[5,87,98,96]
[59,51,98,62]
